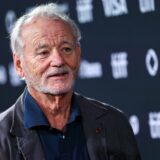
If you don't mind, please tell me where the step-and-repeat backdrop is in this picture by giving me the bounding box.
[0,0,160,159]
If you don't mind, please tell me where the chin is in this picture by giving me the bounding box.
[38,85,73,96]
[32,79,75,95]
[47,89,72,96]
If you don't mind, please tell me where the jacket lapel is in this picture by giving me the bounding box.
[75,93,109,160]
[16,130,45,160]
[10,93,45,160]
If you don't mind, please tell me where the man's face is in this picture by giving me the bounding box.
[14,17,81,95]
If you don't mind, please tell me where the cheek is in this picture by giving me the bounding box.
[66,54,80,70]
[23,59,45,77]
[33,62,49,76]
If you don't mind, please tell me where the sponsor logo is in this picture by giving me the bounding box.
[139,0,155,13]
[145,49,159,76]
[110,52,128,79]
[76,0,93,23]
[129,115,140,135]
[149,112,160,139]
[102,0,128,17]
[79,60,103,78]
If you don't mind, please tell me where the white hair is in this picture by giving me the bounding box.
[10,3,81,56]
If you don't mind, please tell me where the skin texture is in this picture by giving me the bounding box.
[13,17,81,130]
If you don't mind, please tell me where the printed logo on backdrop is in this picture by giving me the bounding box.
[8,62,23,87]
[0,65,7,85]
[102,0,128,17]
[138,0,155,13]
[75,0,156,22]
[76,0,93,23]
[79,60,103,79]
[5,10,17,33]
[145,49,159,76]
[0,63,23,87]
[110,52,128,79]
[129,115,140,135]
[149,112,160,139]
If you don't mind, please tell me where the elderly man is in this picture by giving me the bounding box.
[0,3,141,160]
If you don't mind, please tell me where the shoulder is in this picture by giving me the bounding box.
[74,92,133,130]
[74,94,141,159]
[75,92,135,136]
[0,105,15,124]
[0,105,15,150]
[0,93,23,132]
[74,92,125,117]
[0,105,16,135]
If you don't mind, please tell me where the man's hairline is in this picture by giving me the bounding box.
[16,16,79,57]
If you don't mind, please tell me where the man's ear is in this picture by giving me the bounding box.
[13,53,24,78]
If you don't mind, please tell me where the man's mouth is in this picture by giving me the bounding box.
[50,72,68,77]
[47,70,69,79]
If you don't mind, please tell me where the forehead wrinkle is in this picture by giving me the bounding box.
[32,33,54,51]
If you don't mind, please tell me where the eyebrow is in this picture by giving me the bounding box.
[60,40,75,46]
[35,44,50,51]
[35,40,75,51]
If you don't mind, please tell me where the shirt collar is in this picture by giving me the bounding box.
[24,89,80,129]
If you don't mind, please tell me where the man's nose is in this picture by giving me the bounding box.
[50,49,65,67]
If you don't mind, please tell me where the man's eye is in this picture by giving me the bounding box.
[37,51,49,58]
[39,51,49,56]
[62,47,72,54]
[41,51,49,55]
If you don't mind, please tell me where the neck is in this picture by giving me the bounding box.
[28,87,73,131]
